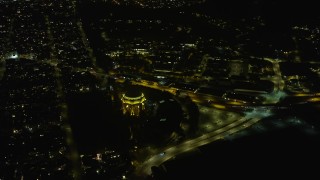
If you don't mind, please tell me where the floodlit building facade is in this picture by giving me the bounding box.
[121,92,146,116]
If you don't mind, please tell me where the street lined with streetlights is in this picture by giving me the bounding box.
[134,107,271,176]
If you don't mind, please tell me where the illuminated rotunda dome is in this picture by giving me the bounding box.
[121,90,146,116]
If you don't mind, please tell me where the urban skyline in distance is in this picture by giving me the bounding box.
[1,0,320,179]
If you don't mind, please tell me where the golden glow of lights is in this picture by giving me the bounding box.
[121,93,146,116]
[308,97,320,102]
[227,101,243,105]
[212,104,226,109]
[192,99,202,103]
[295,93,312,97]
